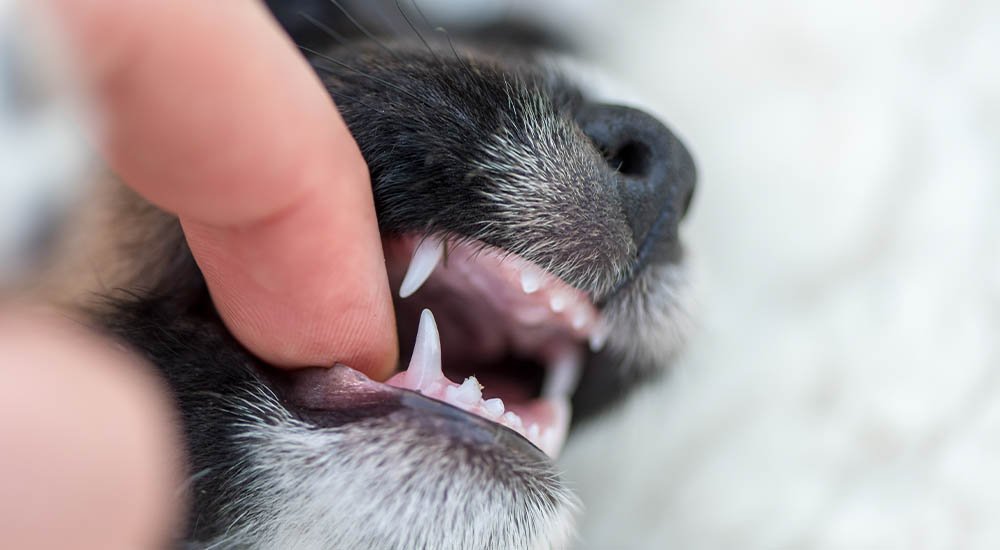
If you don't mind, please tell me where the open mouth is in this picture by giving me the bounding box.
[376,234,611,458]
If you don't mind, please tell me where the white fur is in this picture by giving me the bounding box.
[202,388,577,550]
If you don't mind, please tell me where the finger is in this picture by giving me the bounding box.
[0,311,182,550]
[37,0,398,379]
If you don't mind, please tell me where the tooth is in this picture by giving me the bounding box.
[501,411,523,431]
[540,429,555,455]
[588,333,607,352]
[520,269,541,294]
[572,310,588,330]
[549,295,566,313]
[483,398,505,418]
[528,423,540,440]
[539,398,572,458]
[444,385,464,407]
[405,309,443,391]
[543,347,583,398]
[539,427,565,459]
[399,237,445,298]
[588,321,610,352]
[452,376,482,405]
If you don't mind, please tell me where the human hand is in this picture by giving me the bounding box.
[43,0,399,379]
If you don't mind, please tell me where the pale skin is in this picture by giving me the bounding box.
[0,0,398,547]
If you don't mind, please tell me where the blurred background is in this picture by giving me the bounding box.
[548,1,1000,548]
[3,0,999,548]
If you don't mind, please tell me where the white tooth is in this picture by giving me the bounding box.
[588,320,611,352]
[540,429,555,455]
[549,294,566,313]
[501,411,523,431]
[444,385,464,407]
[537,397,571,458]
[399,237,445,298]
[483,398,505,418]
[528,423,540,440]
[520,268,542,294]
[572,310,588,330]
[405,309,443,390]
[543,347,583,398]
[454,376,482,405]
[588,333,606,353]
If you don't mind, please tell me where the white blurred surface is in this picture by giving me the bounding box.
[0,0,86,282]
[556,1,1000,549]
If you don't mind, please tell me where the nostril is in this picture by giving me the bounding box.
[577,103,696,254]
[605,141,651,178]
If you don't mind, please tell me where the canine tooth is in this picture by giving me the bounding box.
[483,398,505,418]
[549,294,566,313]
[543,347,583,398]
[520,269,542,294]
[399,237,445,298]
[572,310,588,330]
[405,309,443,391]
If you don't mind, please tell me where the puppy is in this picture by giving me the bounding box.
[51,3,697,548]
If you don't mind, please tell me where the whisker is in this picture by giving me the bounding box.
[298,11,350,47]
[410,0,439,37]
[395,0,441,63]
[320,86,388,116]
[368,0,411,36]
[326,0,401,60]
[436,26,477,79]
[303,46,433,106]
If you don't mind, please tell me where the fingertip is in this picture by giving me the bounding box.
[182,196,399,379]
[38,0,399,378]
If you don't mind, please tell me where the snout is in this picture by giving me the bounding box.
[577,104,697,268]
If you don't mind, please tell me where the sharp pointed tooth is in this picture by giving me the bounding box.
[572,310,588,330]
[588,320,611,352]
[549,294,566,313]
[399,237,445,298]
[405,309,442,390]
[483,398,505,419]
[520,268,541,294]
[543,347,583,398]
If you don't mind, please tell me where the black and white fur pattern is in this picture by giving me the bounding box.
[104,299,576,549]
[67,3,697,548]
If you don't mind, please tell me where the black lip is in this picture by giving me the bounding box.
[263,365,551,462]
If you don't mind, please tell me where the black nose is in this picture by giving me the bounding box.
[578,104,696,264]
